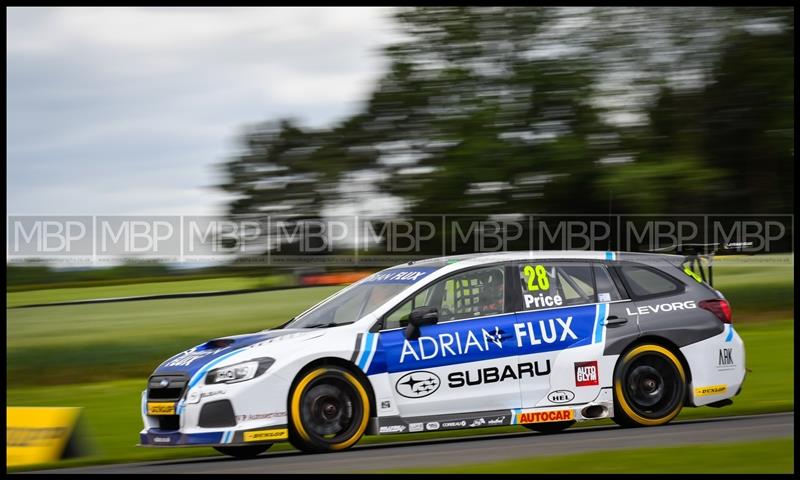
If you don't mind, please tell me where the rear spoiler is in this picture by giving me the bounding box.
[646,242,753,287]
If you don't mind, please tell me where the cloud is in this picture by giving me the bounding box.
[7,7,401,215]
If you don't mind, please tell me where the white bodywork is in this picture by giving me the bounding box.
[140,251,746,446]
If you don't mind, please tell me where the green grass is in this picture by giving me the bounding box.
[7,286,342,385]
[377,438,794,473]
[7,319,793,471]
[6,275,293,308]
[711,261,794,316]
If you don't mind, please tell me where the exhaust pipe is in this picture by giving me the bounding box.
[581,405,608,419]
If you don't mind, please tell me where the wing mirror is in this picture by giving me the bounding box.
[404,306,438,340]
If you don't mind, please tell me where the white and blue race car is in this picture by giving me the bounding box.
[140,251,746,458]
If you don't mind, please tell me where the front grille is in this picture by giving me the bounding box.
[198,400,237,428]
[158,415,180,431]
[148,374,188,402]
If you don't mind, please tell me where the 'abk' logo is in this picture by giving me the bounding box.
[717,348,735,371]
[574,361,599,387]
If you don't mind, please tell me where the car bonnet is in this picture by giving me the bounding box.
[151,329,320,378]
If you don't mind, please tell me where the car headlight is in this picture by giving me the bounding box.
[205,357,275,385]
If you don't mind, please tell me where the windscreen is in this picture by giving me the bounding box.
[284,266,440,328]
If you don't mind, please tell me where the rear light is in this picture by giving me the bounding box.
[699,299,732,324]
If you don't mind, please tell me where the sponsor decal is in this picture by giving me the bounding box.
[395,371,441,398]
[574,361,599,387]
[409,422,424,432]
[153,436,172,443]
[164,347,229,368]
[147,402,176,416]
[380,400,392,410]
[377,304,599,375]
[523,293,563,309]
[487,416,506,425]
[365,268,437,284]
[243,429,289,442]
[513,318,577,346]
[516,409,574,424]
[717,348,736,371]
[448,360,551,388]
[625,301,697,316]
[201,390,226,399]
[547,390,576,404]
[187,388,225,404]
[598,293,611,302]
[469,418,486,427]
[400,327,504,364]
[695,385,728,397]
[441,420,467,429]
[379,425,407,433]
[235,412,287,422]
[425,422,440,431]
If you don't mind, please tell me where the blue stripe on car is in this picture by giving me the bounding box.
[357,333,377,371]
[593,303,607,344]
[725,325,734,342]
[362,333,379,371]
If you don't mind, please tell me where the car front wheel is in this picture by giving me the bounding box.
[288,366,371,453]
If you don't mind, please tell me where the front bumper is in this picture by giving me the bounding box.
[139,426,288,447]
[140,370,292,447]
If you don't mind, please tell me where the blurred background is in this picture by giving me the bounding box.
[6,6,794,472]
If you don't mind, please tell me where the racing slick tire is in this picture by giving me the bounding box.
[214,444,273,458]
[612,343,687,428]
[288,366,371,453]
[522,421,575,434]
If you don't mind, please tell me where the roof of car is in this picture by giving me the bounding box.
[394,250,683,270]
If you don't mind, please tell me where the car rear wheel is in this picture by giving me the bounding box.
[523,420,575,434]
[214,444,272,458]
[613,344,686,427]
[288,366,370,453]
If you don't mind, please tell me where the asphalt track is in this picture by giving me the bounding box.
[29,412,794,474]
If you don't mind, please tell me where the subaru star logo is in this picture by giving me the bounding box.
[159,379,170,388]
[395,371,440,399]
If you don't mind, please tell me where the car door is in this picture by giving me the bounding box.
[514,261,640,409]
[375,264,523,418]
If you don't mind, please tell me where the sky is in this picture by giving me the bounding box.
[7,7,400,215]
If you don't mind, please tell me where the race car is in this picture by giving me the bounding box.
[139,250,746,458]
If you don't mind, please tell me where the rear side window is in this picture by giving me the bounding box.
[594,265,624,302]
[618,265,681,298]
[518,262,594,310]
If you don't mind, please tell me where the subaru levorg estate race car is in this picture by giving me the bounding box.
[140,251,745,458]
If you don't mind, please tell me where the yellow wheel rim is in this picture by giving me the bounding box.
[614,345,686,426]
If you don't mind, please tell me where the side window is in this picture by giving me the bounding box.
[518,262,594,311]
[384,289,432,330]
[594,265,624,302]
[619,265,681,298]
[383,266,505,329]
